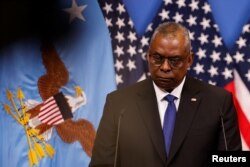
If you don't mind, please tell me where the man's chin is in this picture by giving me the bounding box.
[155,81,175,92]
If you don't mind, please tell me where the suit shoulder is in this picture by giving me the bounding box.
[188,76,231,96]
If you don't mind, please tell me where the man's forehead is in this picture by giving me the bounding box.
[162,32,185,40]
[153,33,185,45]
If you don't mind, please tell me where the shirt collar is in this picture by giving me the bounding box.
[153,76,186,101]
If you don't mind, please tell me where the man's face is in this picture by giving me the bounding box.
[147,33,193,91]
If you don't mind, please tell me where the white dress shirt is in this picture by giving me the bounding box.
[153,77,186,127]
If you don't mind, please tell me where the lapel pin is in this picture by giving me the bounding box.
[191,98,197,101]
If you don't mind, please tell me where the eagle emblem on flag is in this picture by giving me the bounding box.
[27,42,96,157]
[3,41,96,166]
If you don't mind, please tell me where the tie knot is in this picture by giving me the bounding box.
[164,94,177,102]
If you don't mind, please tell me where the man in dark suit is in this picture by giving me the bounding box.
[89,22,242,167]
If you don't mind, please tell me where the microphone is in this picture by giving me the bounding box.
[114,109,125,167]
[219,110,228,151]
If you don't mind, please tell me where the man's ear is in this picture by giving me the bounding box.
[187,52,194,67]
[146,52,150,62]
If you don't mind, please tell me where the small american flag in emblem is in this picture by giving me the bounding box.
[39,92,72,125]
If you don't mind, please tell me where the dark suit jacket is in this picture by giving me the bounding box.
[89,76,242,167]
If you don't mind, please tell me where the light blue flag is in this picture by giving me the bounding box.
[0,0,116,166]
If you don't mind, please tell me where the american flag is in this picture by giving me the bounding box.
[39,92,73,125]
[98,0,250,150]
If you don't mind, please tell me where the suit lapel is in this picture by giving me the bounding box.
[136,79,167,163]
[167,76,202,164]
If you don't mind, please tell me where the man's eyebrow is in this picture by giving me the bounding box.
[170,55,182,58]
[150,51,163,56]
[153,53,183,58]
[149,50,184,58]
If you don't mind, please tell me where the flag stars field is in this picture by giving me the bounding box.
[198,33,209,45]
[158,9,170,21]
[189,0,199,11]
[193,63,205,75]
[208,65,219,77]
[186,15,197,26]
[173,12,183,23]
[196,48,206,60]
[233,51,245,63]
[245,70,250,81]
[224,54,233,64]
[222,68,233,80]
[200,18,211,30]
[103,2,113,14]
[202,2,211,13]
[210,51,221,62]
[236,37,247,49]
[116,3,125,14]
[212,35,223,48]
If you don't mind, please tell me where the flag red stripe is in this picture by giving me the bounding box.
[48,116,64,125]
[225,81,250,148]
[40,101,57,114]
[40,97,54,110]
[47,114,63,125]
[39,108,61,122]
[39,106,59,119]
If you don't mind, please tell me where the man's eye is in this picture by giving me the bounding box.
[169,58,181,63]
[153,55,163,60]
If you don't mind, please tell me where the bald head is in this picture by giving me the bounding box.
[150,22,191,54]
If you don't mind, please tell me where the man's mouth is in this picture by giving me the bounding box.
[158,77,173,82]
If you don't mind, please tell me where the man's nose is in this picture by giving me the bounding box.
[160,59,171,71]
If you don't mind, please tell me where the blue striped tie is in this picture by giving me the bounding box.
[163,94,177,156]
